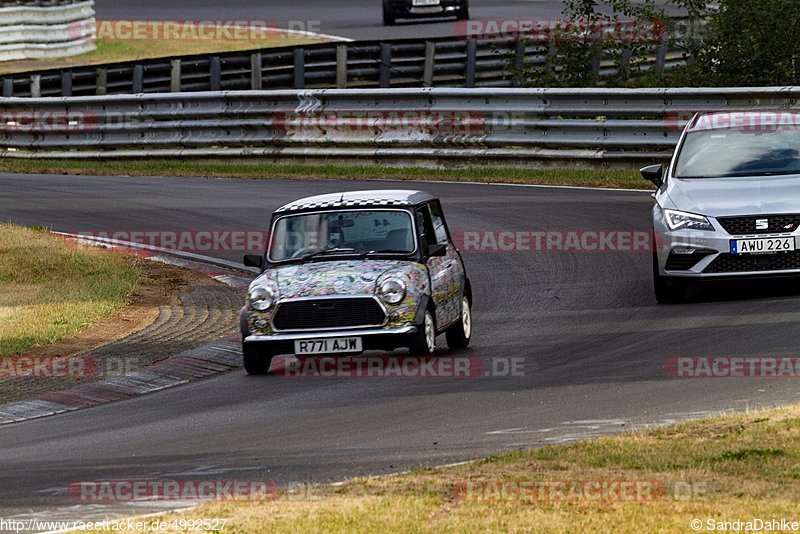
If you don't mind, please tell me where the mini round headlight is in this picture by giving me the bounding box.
[378,279,406,305]
[249,286,274,311]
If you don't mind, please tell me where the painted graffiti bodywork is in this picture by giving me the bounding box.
[241,190,472,358]
[246,259,431,337]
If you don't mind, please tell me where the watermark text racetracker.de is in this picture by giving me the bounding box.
[0,355,143,380]
[665,110,800,133]
[457,479,713,502]
[454,18,667,42]
[68,479,279,502]
[275,356,524,378]
[68,18,324,41]
[452,230,653,253]
[75,229,270,253]
[666,356,800,378]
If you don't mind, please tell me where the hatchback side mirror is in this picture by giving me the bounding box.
[640,164,664,188]
[427,243,447,257]
[243,254,264,268]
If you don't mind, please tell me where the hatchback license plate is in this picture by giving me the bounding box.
[730,237,796,255]
[294,337,362,355]
[412,0,440,6]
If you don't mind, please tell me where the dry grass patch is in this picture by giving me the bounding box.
[78,404,800,533]
[0,224,140,356]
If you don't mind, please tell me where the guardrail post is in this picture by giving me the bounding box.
[423,41,435,87]
[2,79,12,97]
[512,41,525,87]
[96,68,107,95]
[591,52,601,84]
[293,48,305,89]
[655,44,667,74]
[621,48,633,76]
[210,56,221,91]
[170,60,182,92]
[30,75,41,97]
[464,39,477,87]
[250,53,262,89]
[379,43,391,87]
[132,65,143,93]
[336,44,347,89]
[61,72,72,96]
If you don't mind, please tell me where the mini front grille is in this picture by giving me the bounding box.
[703,250,800,273]
[272,298,386,331]
[665,251,715,271]
[716,214,800,235]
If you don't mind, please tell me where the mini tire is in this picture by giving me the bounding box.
[653,252,687,304]
[410,310,436,356]
[243,343,274,375]
[445,295,472,349]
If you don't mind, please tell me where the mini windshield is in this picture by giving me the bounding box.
[268,210,416,262]
[675,129,800,178]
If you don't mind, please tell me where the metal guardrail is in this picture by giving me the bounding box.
[0,33,688,97]
[0,0,95,62]
[0,87,793,164]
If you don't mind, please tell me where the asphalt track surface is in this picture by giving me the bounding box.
[94,0,570,41]
[2,173,800,522]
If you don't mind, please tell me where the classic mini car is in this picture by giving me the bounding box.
[240,190,473,374]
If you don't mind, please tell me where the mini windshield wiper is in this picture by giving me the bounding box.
[297,248,356,262]
[360,249,410,257]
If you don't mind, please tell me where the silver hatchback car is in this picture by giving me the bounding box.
[644,111,800,303]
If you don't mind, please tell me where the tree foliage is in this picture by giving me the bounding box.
[515,0,800,87]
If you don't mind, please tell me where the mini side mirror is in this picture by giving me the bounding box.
[428,243,447,257]
[640,164,664,188]
[243,254,264,268]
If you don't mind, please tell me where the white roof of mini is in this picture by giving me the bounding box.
[274,189,436,213]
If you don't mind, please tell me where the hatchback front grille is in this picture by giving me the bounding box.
[272,297,386,331]
[716,214,800,235]
[703,250,800,273]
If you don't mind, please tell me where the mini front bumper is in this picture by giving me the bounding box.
[244,325,418,355]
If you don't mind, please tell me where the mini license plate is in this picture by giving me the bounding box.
[730,237,796,255]
[294,337,362,355]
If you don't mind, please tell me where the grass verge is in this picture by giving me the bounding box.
[2,33,325,74]
[83,404,800,533]
[0,224,141,356]
[0,159,648,190]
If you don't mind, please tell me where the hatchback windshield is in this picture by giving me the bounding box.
[675,129,800,178]
[269,210,415,262]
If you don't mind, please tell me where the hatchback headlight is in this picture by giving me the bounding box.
[378,279,406,304]
[664,209,714,231]
[249,286,275,311]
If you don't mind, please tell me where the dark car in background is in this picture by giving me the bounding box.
[382,0,469,25]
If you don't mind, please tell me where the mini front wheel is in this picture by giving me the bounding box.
[410,310,436,355]
[243,343,274,375]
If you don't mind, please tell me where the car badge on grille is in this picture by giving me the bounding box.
[755,219,769,230]
[784,223,795,230]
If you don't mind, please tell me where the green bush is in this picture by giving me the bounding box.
[514,0,800,87]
